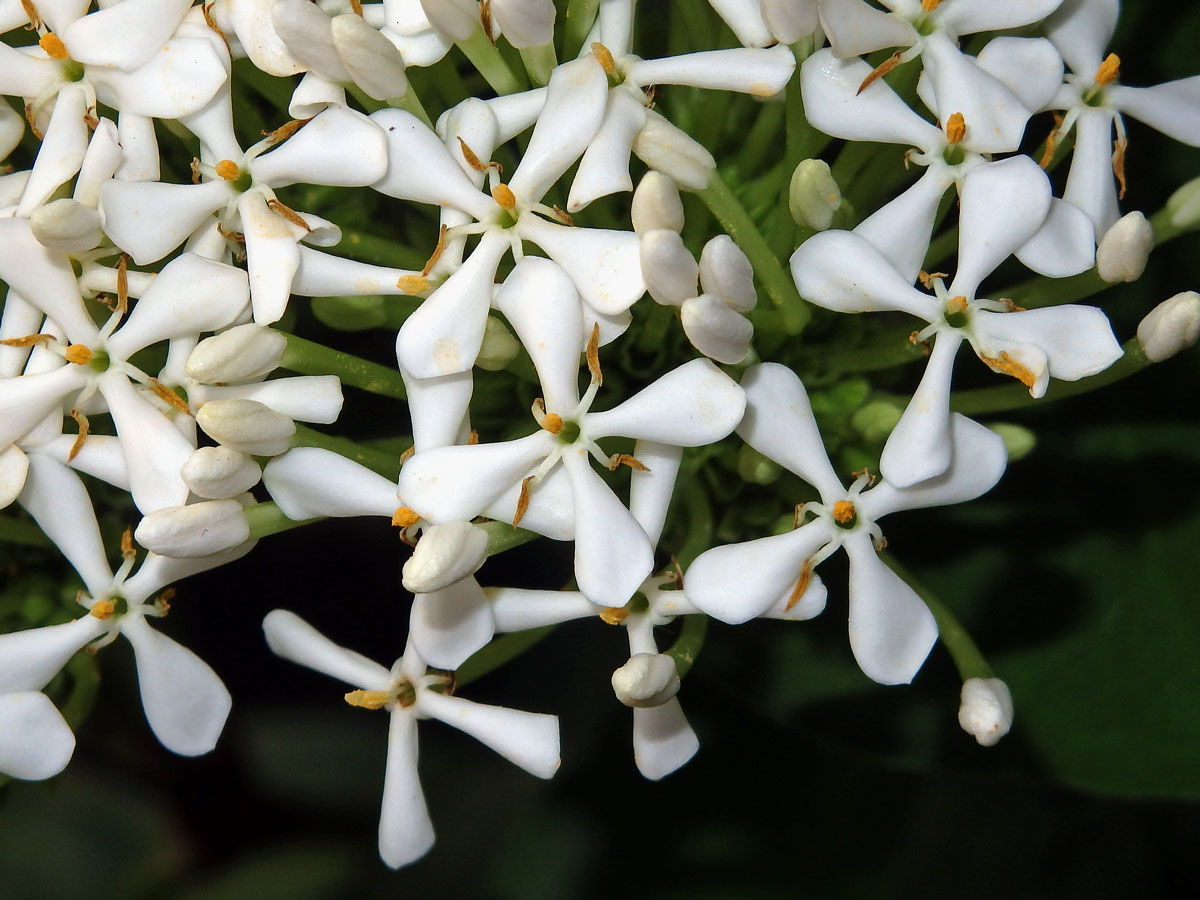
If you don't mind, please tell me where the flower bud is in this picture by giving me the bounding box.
[1166,175,1200,229]
[699,235,756,312]
[987,423,1037,461]
[957,677,1014,747]
[419,0,478,41]
[633,109,717,192]
[29,199,104,253]
[489,0,555,47]
[181,446,263,499]
[476,315,521,371]
[681,294,753,364]
[640,229,699,306]
[789,159,842,231]
[763,0,819,44]
[402,521,489,594]
[332,13,409,100]
[1096,211,1153,283]
[1137,291,1200,362]
[611,653,681,708]
[272,0,352,83]
[186,324,287,384]
[134,500,250,558]
[632,171,685,235]
[197,399,296,457]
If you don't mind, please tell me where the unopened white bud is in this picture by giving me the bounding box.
[181,446,263,499]
[476,315,521,371]
[402,521,489,594]
[418,0,478,41]
[134,499,250,558]
[186,324,287,384]
[789,159,842,231]
[681,294,753,364]
[640,229,699,306]
[273,0,353,83]
[1166,175,1200,229]
[957,677,1014,747]
[763,0,819,44]
[699,235,756,312]
[612,653,681,708]
[633,109,717,192]
[1096,211,1153,283]
[332,13,409,100]
[29,199,104,252]
[490,0,555,47]
[197,399,296,457]
[1137,291,1200,362]
[632,171,685,235]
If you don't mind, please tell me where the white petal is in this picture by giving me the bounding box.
[101,373,194,513]
[121,614,231,756]
[490,0,555,47]
[288,71,346,119]
[683,520,833,624]
[1110,78,1200,147]
[417,690,560,779]
[98,178,231,265]
[118,542,258,607]
[1062,106,1120,239]
[639,229,699,307]
[709,0,773,47]
[0,617,105,694]
[0,365,88,450]
[0,218,98,340]
[418,0,477,40]
[378,709,436,869]
[488,587,596,632]
[402,370,474,452]
[253,107,388,188]
[201,376,343,424]
[567,91,646,212]
[263,447,398,520]
[950,157,1051,297]
[293,246,418,297]
[0,692,75,781]
[62,0,193,71]
[681,294,753,365]
[973,305,1123,383]
[333,13,410,100]
[735,362,844,499]
[227,0,306,75]
[562,451,653,608]
[519,221,645,317]
[585,358,746,446]
[933,0,1062,38]
[262,609,393,689]
[50,434,131,492]
[16,83,89,216]
[975,37,1064,113]
[409,578,495,670]
[0,444,29,510]
[0,291,42,378]
[854,167,954,285]
[239,192,302,326]
[88,38,228,119]
[878,332,961,488]
[272,0,349,82]
[791,230,936,319]
[818,0,917,57]
[1045,0,1117,77]
[699,235,756,312]
[483,462,575,541]
[595,0,634,56]
[1015,196,1096,278]
[629,441,682,550]
[632,699,699,781]
[73,117,124,206]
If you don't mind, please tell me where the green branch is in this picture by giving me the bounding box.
[279,333,407,400]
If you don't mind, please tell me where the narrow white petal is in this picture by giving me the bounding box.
[0,218,98,340]
[62,0,193,71]
[854,167,954,285]
[0,365,89,449]
[818,0,917,57]
[378,709,436,869]
[709,0,772,47]
[293,246,419,297]
[263,448,398,520]
[629,441,682,549]
[288,72,346,119]
[201,376,343,424]
[683,520,833,624]
[0,291,42,378]
[253,107,388,188]
[490,0,555,47]
[631,45,793,98]
[488,587,596,632]
[791,230,937,319]
[0,444,29,510]
[0,617,106,693]
[227,0,306,75]
[1044,0,1117,77]
[975,37,1064,113]
[409,579,496,670]
[933,0,1063,38]
[119,542,258,607]
[878,332,961,488]
[1063,106,1120,239]
[122,615,231,756]
[1110,78,1200,147]
[1015,197,1096,278]
[50,434,130,492]
[596,0,634,56]
[843,533,937,685]
[633,699,698,781]
[0,692,75,781]
[761,571,829,621]
[262,609,393,689]
[483,462,575,541]
[516,219,645,317]
[16,83,89,216]
[98,179,231,265]
[974,305,1123,382]
[101,373,194,514]
[567,91,645,212]
[402,370,474,453]
[417,690,560,779]
[0,42,58,100]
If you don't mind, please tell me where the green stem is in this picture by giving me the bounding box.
[0,514,50,547]
[291,423,402,478]
[245,501,322,538]
[478,520,539,556]
[950,337,1149,417]
[881,554,991,681]
[278,333,407,400]
[806,329,927,375]
[519,43,558,86]
[665,613,708,679]
[458,30,526,95]
[699,172,812,334]
[334,227,428,270]
[455,625,555,687]
[563,0,600,59]
[347,81,433,129]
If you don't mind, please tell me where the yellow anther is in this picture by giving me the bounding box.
[344,689,390,709]
[422,224,448,277]
[201,2,232,57]
[267,198,312,232]
[491,183,517,210]
[214,159,240,180]
[586,323,602,385]
[1112,135,1128,199]
[945,112,966,144]
[591,42,616,74]
[121,527,135,561]
[599,606,628,625]
[946,295,968,315]
[456,137,488,172]
[397,274,431,295]
[263,118,310,145]
[552,205,575,227]
[149,378,192,416]
[1094,53,1120,87]
[468,430,479,445]
[20,0,42,30]
[480,0,495,44]
[68,408,89,461]
[64,344,93,365]
[832,500,856,524]
[857,50,902,95]
[154,587,175,616]
[392,507,420,528]
[542,412,564,434]
[89,600,115,619]
[918,270,947,289]
[350,0,364,15]
[399,445,416,464]
[785,560,813,612]
[979,351,1036,390]
[116,253,129,317]
[0,333,54,348]
[921,0,941,10]
[513,475,533,529]
[608,453,649,472]
[39,33,69,60]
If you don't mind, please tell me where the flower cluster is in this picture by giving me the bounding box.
[2,0,1197,871]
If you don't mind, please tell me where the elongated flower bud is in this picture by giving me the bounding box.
[182,447,263,499]
[699,235,756,312]
[134,500,251,558]
[632,171,685,235]
[1137,291,1200,362]
[789,159,841,231]
[1096,211,1153,283]
[957,677,1014,747]
[640,229,699,306]
[197,399,296,457]
[633,110,717,192]
[402,521,489,594]
[332,13,409,101]
[611,653,681,708]
[186,325,287,384]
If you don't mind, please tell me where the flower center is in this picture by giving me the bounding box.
[943,295,970,329]
[89,595,129,619]
[832,500,857,529]
[591,42,625,87]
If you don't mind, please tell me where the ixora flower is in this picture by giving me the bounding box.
[262,610,560,869]
[684,363,1008,685]
[791,156,1123,487]
[1040,0,1200,238]
[0,455,252,779]
[0,239,250,512]
[399,256,747,608]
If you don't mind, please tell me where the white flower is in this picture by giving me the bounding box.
[262,610,559,869]
[684,363,1007,685]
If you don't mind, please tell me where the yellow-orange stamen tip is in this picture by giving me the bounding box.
[491,183,517,210]
[344,689,389,709]
[89,600,115,619]
[513,476,533,529]
[1095,53,1120,87]
[40,33,69,60]
[946,295,968,315]
[591,42,616,74]
[599,606,628,625]
[857,50,902,95]
[785,561,813,612]
[832,500,856,524]
[63,344,93,365]
[945,112,966,144]
[456,137,487,172]
[392,507,420,528]
[120,527,135,560]
[214,159,240,180]
[149,378,192,415]
[0,333,53,348]
[586,323,602,384]
[921,0,941,11]
[397,274,431,294]
[980,351,1037,390]
[542,413,563,434]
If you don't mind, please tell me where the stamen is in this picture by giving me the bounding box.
[392,507,420,528]
[599,606,628,625]
[552,206,575,227]
[422,225,448,276]
[608,453,649,472]
[468,430,480,445]
[946,296,968,315]
[945,112,965,144]
[397,274,431,294]
[480,0,495,44]
[921,0,941,10]
[399,445,415,464]
[89,600,115,619]
[344,689,390,709]
[64,344,93,365]
[23,102,43,141]
[39,33,69,60]
[201,2,232,57]
[857,50,903,95]
[832,500,856,525]
[979,350,1036,390]
[513,476,533,528]
[1112,135,1128,199]
[116,254,129,317]
[784,560,813,611]
[154,587,175,616]
[217,223,246,243]
[0,333,54,347]
[1039,113,1064,168]
[1094,53,1120,87]
[214,159,240,180]
[591,42,616,74]
[267,198,312,232]
[456,137,502,175]
[83,107,98,129]
[918,270,947,289]
[491,183,517,210]
[120,527,135,561]
[350,0,364,15]
[20,0,42,30]
[543,412,564,435]
[262,118,311,146]
[586,323,602,385]
[68,408,89,461]
[149,378,192,415]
